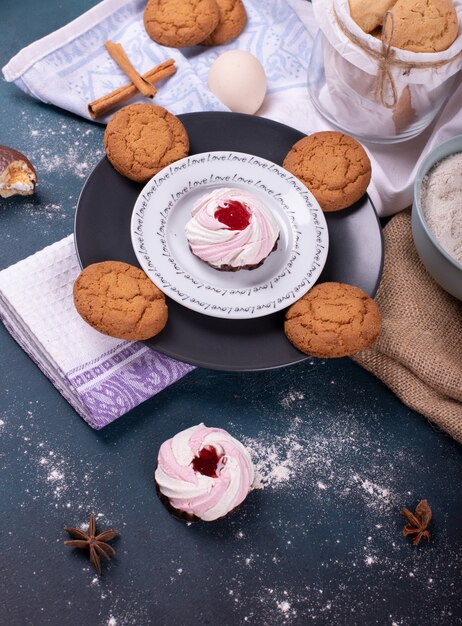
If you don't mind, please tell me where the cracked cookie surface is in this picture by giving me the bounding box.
[202,0,247,45]
[385,0,458,52]
[283,131,371,212]
[74,261,168,341]
[284,282,381,358]
[144,0,220,47]
[348,0,398,33]
[104,103,189,183]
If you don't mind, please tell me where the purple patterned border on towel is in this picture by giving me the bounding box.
[67,345,195,429]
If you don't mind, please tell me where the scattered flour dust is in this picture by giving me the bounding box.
[280,390,305,409]
[24,113,103,182]
[241,404,400,514]
[249,436,301,489]
[236,586,299,624]
[226,389,462,626]
[100,598,148,626]
[10,110,104,222]
[352,474,392,507]
[17,412,115,528]
[277,600,292,614]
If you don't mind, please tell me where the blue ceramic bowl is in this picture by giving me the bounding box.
[412,136,462,300]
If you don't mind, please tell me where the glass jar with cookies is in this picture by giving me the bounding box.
[308,0,462,143]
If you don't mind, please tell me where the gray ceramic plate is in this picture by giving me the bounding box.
[75,112,383,371]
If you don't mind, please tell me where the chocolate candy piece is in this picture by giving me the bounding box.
[0,146,36,198]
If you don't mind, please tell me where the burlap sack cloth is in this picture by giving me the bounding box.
[351,210,462,443]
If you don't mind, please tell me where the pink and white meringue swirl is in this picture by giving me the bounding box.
[155,423,255,521]
[184,187,280,269]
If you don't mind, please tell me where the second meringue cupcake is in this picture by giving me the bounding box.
[154,423,255,522]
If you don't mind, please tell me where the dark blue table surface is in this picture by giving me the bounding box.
[1,2,461,625]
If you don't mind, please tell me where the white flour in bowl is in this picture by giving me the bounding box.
[420,153,462,265]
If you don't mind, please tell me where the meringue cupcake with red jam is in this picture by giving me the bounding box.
[154,423,255,522]
[184,187,280,271]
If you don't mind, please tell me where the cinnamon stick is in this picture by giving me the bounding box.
[105,41,156,99]
[88,59,176,119]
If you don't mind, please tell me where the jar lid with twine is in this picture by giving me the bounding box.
[335,10,462,108]
[313,0,462,110]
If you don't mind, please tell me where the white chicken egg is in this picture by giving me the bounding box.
[207,50,267,115]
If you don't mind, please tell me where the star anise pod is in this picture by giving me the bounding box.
[64,513,119,575]
[401,499,432,545]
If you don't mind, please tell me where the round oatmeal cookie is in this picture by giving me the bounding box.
[283,131,371,212]
[202,0,247,46]
[73,261,168,341]
[385,0,458,52]
[144,0,220,47]
[103,104,189,183]
[284,282,381,358]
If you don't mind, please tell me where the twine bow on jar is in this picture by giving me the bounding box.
[375,12,399,108]
[334,8,461,109]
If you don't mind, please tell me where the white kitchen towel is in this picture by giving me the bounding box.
[1,0,311,125]
[0,236,194,429]
[3,0,462,216]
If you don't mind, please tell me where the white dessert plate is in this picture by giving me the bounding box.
[130,151,329,320]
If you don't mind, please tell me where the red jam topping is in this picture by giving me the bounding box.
[215,200,251,230]
[191,445,225,478]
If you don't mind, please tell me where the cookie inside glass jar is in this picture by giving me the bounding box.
[349,0,459,52]
[309,0,461,143]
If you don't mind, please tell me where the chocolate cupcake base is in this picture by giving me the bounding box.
[154,472,242,523]
[189,236,279,272]
[155,481,200,522]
